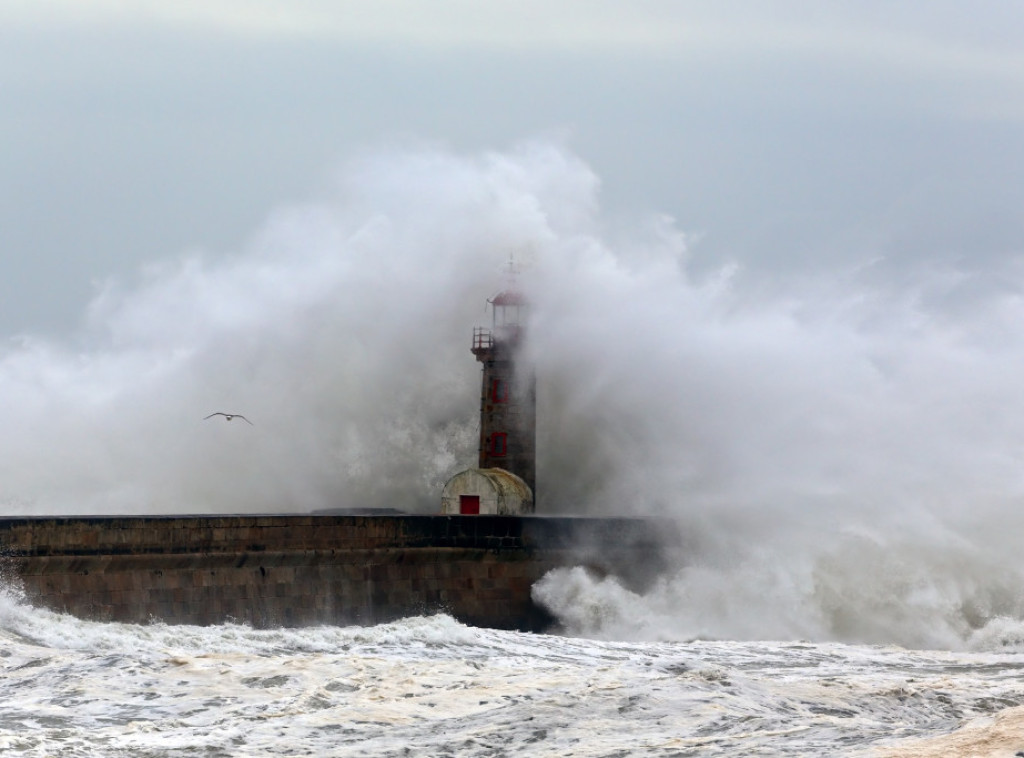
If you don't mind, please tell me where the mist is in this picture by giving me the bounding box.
[5,139,1024,648]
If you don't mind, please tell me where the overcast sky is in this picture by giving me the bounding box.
[3,1,1024,336]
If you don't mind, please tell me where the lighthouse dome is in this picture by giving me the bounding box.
[490,290,526,306]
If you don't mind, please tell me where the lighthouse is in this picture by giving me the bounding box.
[472,289,536,494]
[440,287,536,515]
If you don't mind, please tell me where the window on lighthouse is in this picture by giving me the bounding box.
[491,378,509,403]
[491,433,508,457]
[494,304,520,327]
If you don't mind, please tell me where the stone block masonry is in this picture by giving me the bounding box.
[0,515,668,631]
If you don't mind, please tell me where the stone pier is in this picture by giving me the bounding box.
[0,514,668,630]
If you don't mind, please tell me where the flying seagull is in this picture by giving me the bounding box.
[204,412,253,425]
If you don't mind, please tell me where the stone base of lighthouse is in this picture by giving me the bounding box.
[440,468,534,515]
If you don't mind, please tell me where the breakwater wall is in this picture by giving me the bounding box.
[0,515,668,631]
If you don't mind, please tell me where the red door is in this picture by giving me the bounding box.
[459,495,480,515]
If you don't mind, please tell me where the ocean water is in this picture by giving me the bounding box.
[2,584,1024,758]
